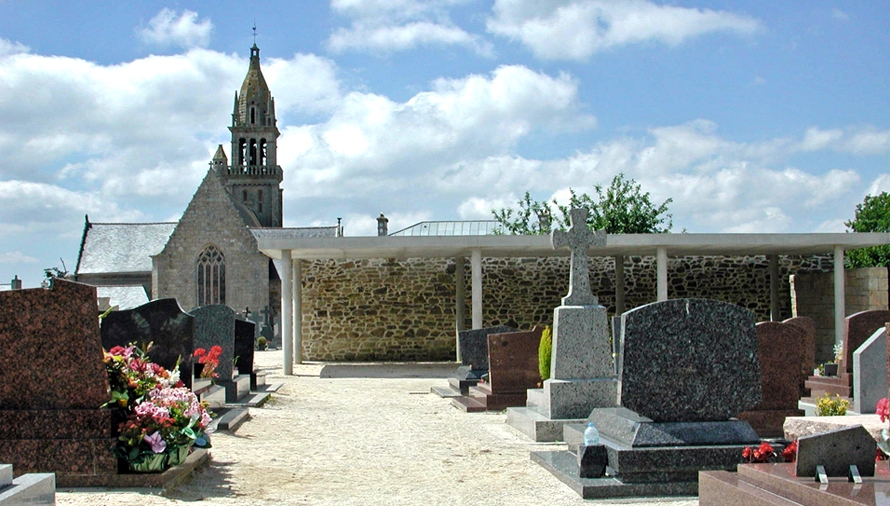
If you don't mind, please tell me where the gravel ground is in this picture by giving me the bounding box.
[56,351,699,506]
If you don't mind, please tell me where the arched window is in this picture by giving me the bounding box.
[249,139,257,165]
[250,107,256,124]
[196,245,225,306]
[260,138,267,165]
[242,190,248,202]
[258,190,264,214]
[238,138,247,167]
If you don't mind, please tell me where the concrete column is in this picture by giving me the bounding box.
[834,246,845,350]
[614,255,625,315]
[471,248,482,329]
[769,254,780,321]
[455,256,466,361]
[656,247,668,302]
[294,259,303,365]
[281,250,293,376]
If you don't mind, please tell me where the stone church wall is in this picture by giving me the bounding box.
[299,254,836,361]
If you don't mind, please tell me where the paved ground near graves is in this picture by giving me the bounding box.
[57,352,698,506]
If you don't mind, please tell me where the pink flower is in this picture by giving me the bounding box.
[144,431,166,453]
[876,398,889,423]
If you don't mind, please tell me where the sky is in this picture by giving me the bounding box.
[0,1,888,288]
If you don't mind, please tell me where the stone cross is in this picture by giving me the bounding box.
[551,208,606,306]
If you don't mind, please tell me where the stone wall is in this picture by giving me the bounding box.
[790,266,889,363]
[299,254,836,362]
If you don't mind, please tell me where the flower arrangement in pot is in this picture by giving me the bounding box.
[104,343,213,472]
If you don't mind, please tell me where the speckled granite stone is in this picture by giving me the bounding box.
[841,310,890,375]
[552,305,613,380]
[853,327,886,415]
[191,304,236,382]
[795,424,876,478]
[549,208,606,307]
[457,326,515,370]
[101,298,195,388]
[618,298,761,422]
[741,322,805,415]
[0,280,109,409]
[234,318,256,376]
[487,326,543,393]
[783,315,816,395]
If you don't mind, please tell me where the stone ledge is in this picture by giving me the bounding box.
[56,448,210,489]
[783,414,884,442]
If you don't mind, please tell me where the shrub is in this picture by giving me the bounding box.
[538,326,552,381]
[816,393,849,416]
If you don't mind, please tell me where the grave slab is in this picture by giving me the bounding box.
[853,327,887,415]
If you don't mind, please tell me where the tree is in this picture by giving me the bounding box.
[845,192,890,268]
[492,173,673,234]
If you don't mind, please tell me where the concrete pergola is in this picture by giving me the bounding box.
[253,231,890,375]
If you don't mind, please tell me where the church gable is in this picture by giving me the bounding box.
[153,169,269,312]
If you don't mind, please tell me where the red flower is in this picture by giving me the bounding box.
[782,441,797,462]
[752,442,774,463]
[876,398,889,423]
[742,446,752,461]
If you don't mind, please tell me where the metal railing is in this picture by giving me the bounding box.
[389,220,501,237]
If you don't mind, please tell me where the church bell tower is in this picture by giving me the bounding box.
[218,44,283,228]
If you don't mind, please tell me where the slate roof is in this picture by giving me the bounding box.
[97,285,150,310]
[76,222,177,274]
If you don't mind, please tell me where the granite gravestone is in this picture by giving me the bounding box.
[618,299,762,422]
[853,326,887,415]
[0,279,119,485]
[452,326,543,412]
[234,317,256,380]
[783,315,816,396]
[191,304,236,383]
[737,321,805,437]
[795,425,876,478]
[101,298,195,389]
[531,298,763,499]
[507,209,614,441]
[436,326,516,397]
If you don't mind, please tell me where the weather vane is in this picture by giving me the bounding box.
[252,23,257,44]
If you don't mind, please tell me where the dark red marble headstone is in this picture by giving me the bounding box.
[737,321,805,437]
[0,280,109,409]
[783,316,816,395]
[841,310,890,374]
[487,326,543,394]
[0,279,118,484]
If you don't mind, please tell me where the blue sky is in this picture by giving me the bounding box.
[0,1,888,288]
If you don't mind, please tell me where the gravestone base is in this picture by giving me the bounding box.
[803,373,851,398]
[0,464,54,505]
[193,379,226,408]
[699,462,890,506]
[532,407,760,499]
[250,369,266,390]
[219,374,252,403]
[506,406,586,442]
[451,384,528,412]
[505,378,618,442]
[432,367,485,398]
[0,409,119,485]
[736,409,804,438]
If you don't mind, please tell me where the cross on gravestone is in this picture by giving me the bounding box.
[551,208,606,306]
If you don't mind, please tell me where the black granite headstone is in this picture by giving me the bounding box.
[100,298,195,388]
[234,318,256,376]
[190,305,236,382]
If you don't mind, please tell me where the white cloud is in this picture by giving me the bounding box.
[867,174,890,196]
[832,9,850,20]
[0,251,38,264]
[799,126,890,155]
[486,0,761,61]
[327,0,493,55]
[138,9,213,49]
[0,38,29,56]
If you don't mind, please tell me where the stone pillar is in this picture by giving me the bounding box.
[294,259,303,365]
[614,256,625,316]
[769,254,779,321]
[455,256,467,360]
[656,247,668,302]
[281,250,293,376]
[471,249,482,329]
[834,246,845,350]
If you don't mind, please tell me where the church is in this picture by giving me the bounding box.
[74,44,337,321]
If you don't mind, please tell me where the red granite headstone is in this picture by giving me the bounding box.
[840,310,890,374]
[0,279,118,485]
[783,316,816,396]
[737,321,805,437]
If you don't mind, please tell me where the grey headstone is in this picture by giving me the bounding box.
[795,425,876,477]
[457,326,515,370]
[853,327,887,414]
[618,299,761,422]
[234,318,256,376]
[551,305,612,380]
[190,304,236,382]
[550,208,606,306]
[100,297,195,388]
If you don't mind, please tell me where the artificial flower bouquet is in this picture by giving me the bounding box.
[104,343,213,472]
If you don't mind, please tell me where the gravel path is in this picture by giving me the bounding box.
[57,352,699,506]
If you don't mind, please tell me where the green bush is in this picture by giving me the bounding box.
[816,393,849,416]
[538,326,552,381]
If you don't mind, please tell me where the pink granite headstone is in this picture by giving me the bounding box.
[840,310,890,375]
[783,316,816,395]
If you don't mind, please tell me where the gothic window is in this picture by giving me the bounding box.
[249,139,257,165]
[258,190,264,214]
[250,107,256,125]
[242,190,248,202]
[260,138,267,165]
[238,138,247,166]
[196,246,225,306]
